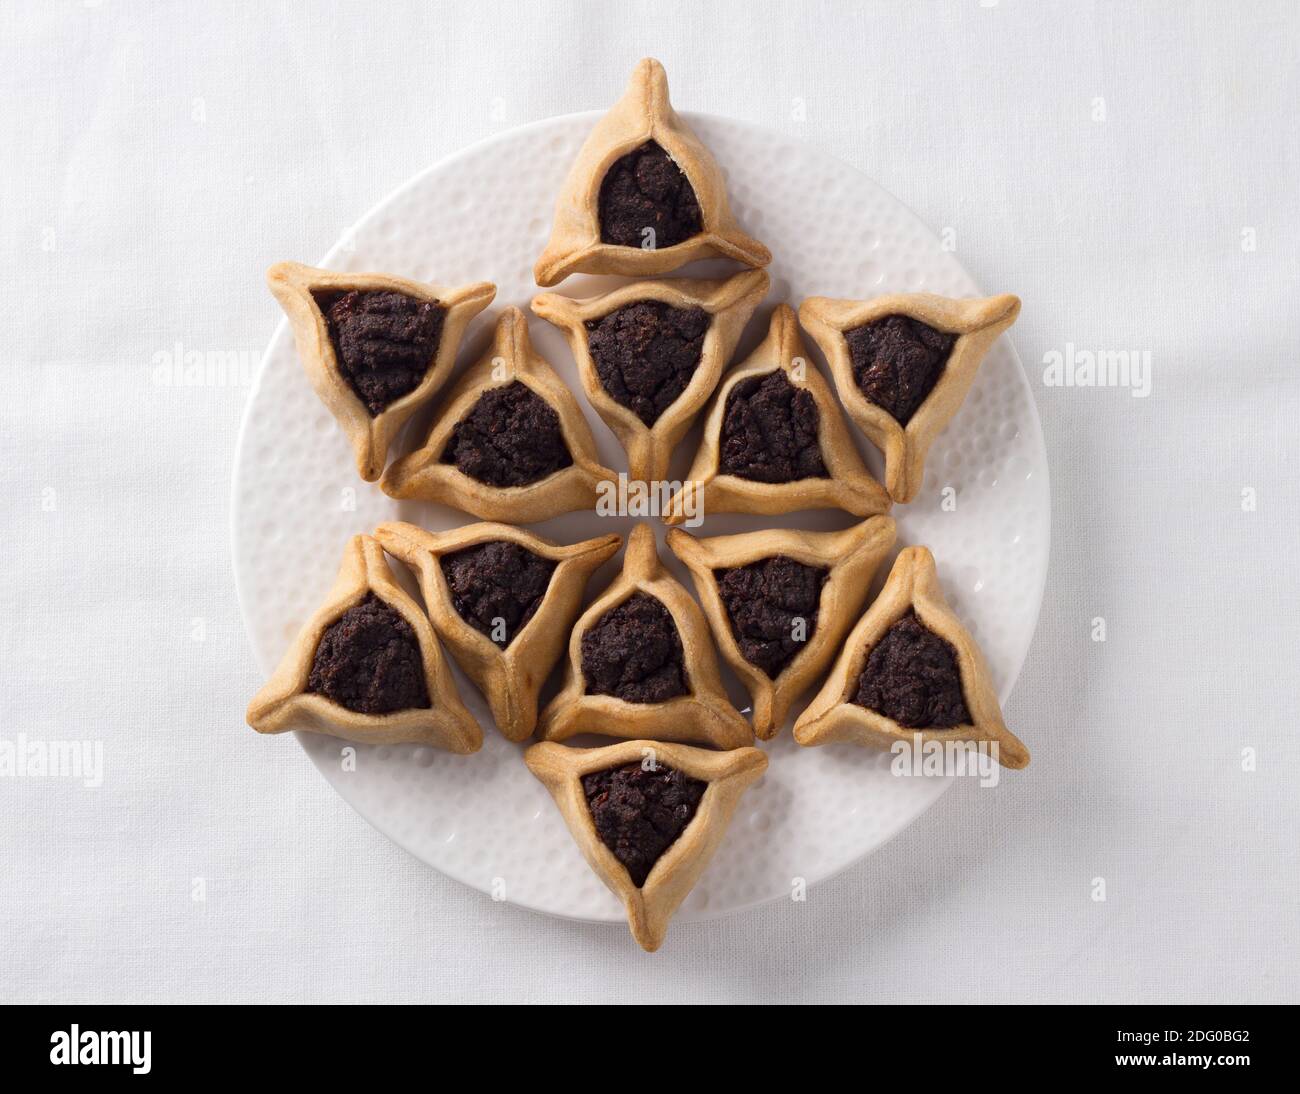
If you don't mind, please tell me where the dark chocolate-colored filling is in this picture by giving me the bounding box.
[439,540,556,648]
[853,610,970,728]
[584,302,710,427]
[716,556,828,678]
[314,289,445,415]
[582,761,707,887]
[308,593,430,714]
[718,370,827,483]
[844,314,957,426]
[597,141,703,249]
[580,593,687,704]
[441,381,573,487]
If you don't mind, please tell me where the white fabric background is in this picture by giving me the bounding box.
[2,0,1297,1004]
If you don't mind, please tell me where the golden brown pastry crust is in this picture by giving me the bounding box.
[793,546,1029,769]
[666,517,896,740]
[266,261,495,482]
[536,524,753,750]
[524,739,767,951]
[798,292,1020,504]
[532,270,768,483]
[663,305,892,524]
[380,307,616,522]
[533,58,771,286]
[374,521,621,742]
[245,535,481,753]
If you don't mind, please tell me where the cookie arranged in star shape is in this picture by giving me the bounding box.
[246,534,481,753]
[794,546,1030,769]
[664,305,892,523]
[537,524,753,750]
[667,516,896,739]
[525,739,767,951]
[533,269,767,483]
[267,261,494,481]
[375,520,621,742]
[381,307,616,522]
[534,58,770,286]
[799,292,1020,503]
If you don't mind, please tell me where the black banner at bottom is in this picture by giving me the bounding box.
[0,1004,1285,1079]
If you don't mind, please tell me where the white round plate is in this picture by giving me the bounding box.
[232,112,1050,927]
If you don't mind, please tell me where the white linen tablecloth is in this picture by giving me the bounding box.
[2,0,1297,1003]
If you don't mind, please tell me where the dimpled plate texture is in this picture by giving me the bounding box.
[232,112,1050,926]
